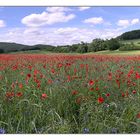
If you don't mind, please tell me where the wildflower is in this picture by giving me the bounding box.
[132,90,136,94]
[41,93,48,99]
[108,72,112,80]
[6,92,14,98]
[51,68,55,74]
[80,64,84,68]
[89,87,94,91]
[104,103,110,108]
[110,128,119,134]
[72,90,78,95]
[19,83,23,89]
[88,80,94,86]
[122,93,125,97]
[16,92,23,97]
[106,93,110,97]
[67,75,71,82]
[34,70,39,75]
[116,79,120,89]
[137,113,140,118]
[27,73,31,78]
[127,69,134,78]
[76,97,82,104]
[57,63,63,68]
[48,79,53,84]
[95,87,99,91]
[28,65,32,71]
[0,128,5,134]
[97,97,104,104]
[135,71,140,79]
[12,65,18,71]
[83,128,89,134]
[43,65,46,69]
[37,83,41,88]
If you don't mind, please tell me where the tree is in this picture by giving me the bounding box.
[76,42,88,53]
[88,39,107,52]
[0,49,4,53]
[68,44,79,52]
[107,38,121,50]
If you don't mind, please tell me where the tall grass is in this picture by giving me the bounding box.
[0,54,140,133]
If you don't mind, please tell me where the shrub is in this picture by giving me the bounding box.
[107,39,121,50]
[119,43,140,51]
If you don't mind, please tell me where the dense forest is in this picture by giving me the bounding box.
[117,29,140,40]
[0,29,140,54]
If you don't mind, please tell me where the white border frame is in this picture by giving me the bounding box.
[0,0,140,6]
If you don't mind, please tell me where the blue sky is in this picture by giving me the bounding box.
[0,7,140,45]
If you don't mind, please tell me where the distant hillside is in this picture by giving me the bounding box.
[118,29,140,40]
[0,42,55,53]
[2,29,140,54]
[0,42,29,53]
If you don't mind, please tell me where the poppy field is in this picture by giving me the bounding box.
[0,53,140,134]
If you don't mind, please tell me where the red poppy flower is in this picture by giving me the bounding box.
[76,97,82,104]
[88,80,94,86]
[41,93,48,99]
[48,79,53,84]
[106,93,110,97]
[16,92,23,97]
[97,97,104,104]
[89,87,94,91]
[51,69,55,74]
[95,87,99,91]
[27,73,31,78]
[122,93,125,97]
[135,72,140,79]
[34,70,39,75]
[19,83,23,89]
[57,63,63,68]
[137,113,140,118]
[72,90,78,95]
[132,90,136,94]
[6,92,14,98]
[67,75,71,82]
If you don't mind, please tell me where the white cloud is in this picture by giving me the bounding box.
[46,7,71,12]
[117,20,130,27]
[0,20,6,27]
[117,18,140,27]
[78,7,91,11]
[84,17,104,24]
[21,9,75,27]
[131,18,139,25]
[0,27,123,46]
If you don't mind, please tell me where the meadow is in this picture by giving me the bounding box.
[0,53,140,134]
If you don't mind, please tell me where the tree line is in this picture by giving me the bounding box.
[51,38,121,53]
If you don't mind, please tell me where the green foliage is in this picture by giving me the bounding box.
[118,29,140,40]
[0,48,4,53]
[67,44,79,53]
[76,42,88,53]
[88,39,108,52]
[107,38,121,50]
[119,43,140,51]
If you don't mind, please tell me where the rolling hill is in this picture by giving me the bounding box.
[117,29,140,40]
[1,29,140,54]
[0,42,55,53]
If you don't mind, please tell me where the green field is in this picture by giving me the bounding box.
[94,50,140,55]
[1,53,140,134]
[121,39,140,46]
[9,49,140,56]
